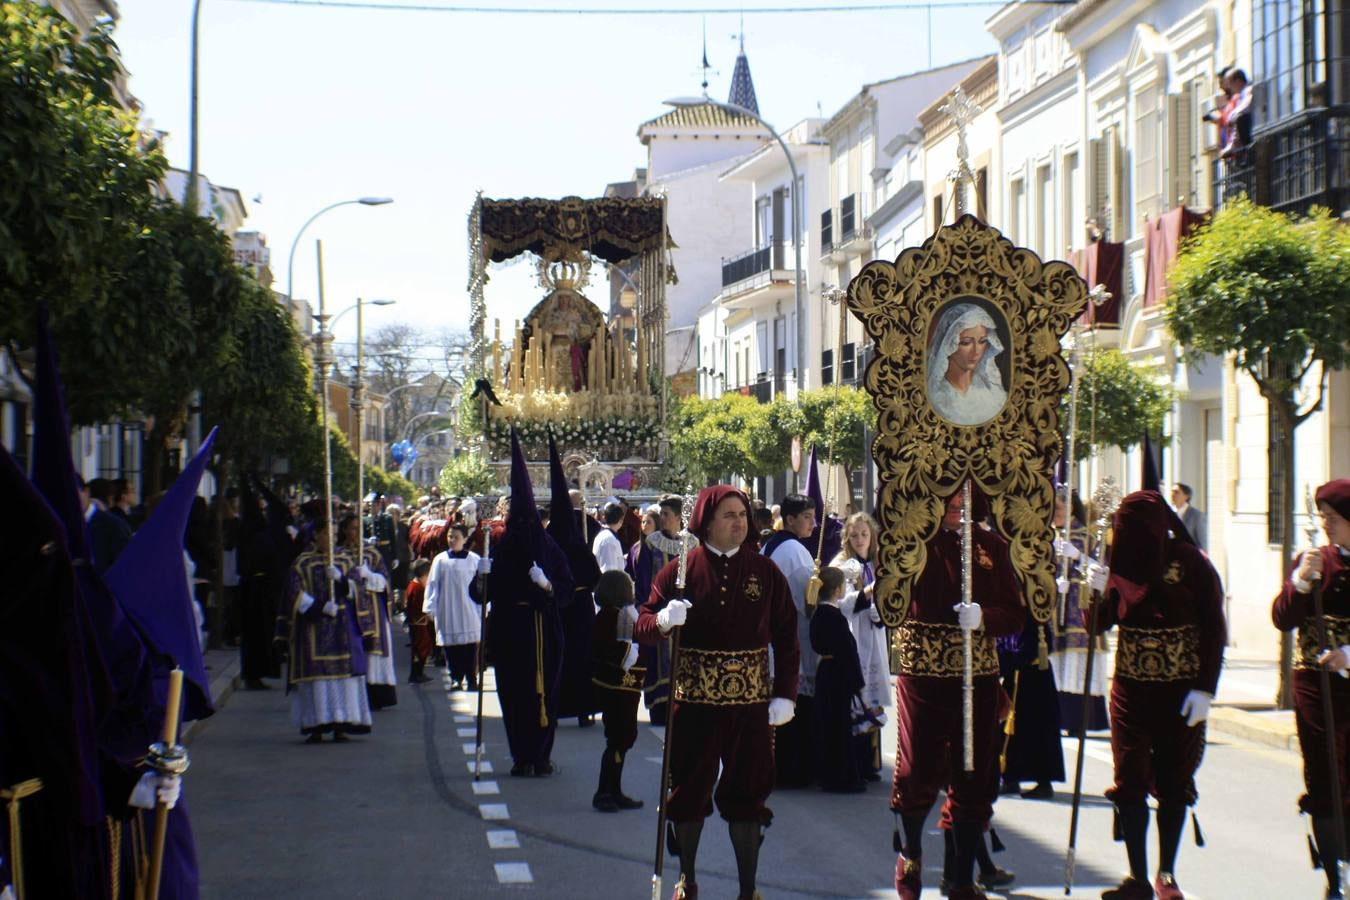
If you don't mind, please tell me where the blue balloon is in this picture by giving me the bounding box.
[390,442,406,463]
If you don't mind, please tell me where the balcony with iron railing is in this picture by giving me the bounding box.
[720,242,788,289]
[1213,105,1349,217]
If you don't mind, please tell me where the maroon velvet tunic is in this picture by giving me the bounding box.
[1098,539,1226,807]
[1273,544,1350,816]
[635,544,799,823]
[889,525,1024,825]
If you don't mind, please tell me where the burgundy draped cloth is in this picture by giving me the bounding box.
[1142,207,1208,310]
[1070,240,1124,325]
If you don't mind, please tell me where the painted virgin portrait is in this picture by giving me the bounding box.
[925,299,1010,426]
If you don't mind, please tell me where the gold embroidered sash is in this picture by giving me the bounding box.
[1115,624,1200,682]
[894,621,998,678]
[1296,615,1350,670]
[673,647,771,705]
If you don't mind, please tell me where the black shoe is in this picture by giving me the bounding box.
[614,792,644,810]
[533,761,559,777]
[409,674,432,684]
[510,763,535,777]
[593,792,619,812]
[977,867,1015,890]
[999,779,1021,796]
[244,678,270,690]
[863,770,882,782]
[578,714,595,728]
[1020,782,1054,800]
[304,732,324,744]
[332,730,350,742]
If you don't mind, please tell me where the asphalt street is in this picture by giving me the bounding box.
[188,636,1314,899]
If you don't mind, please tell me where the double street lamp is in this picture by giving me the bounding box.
[663,96,807,393]
[329,299,396,534]
[292,196,391,561]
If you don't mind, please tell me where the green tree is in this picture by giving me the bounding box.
[1166,197,1350,708]
[0,2,165,354]
[797,386,876,494]
[668,393,759,488]
[1059,348,1172,459]
[200,278,317,473]
[438,453,498,497]
[368,465,419,502]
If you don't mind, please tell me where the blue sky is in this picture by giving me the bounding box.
[114,0,998,368]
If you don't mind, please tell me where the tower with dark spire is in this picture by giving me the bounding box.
[727,29,759,115]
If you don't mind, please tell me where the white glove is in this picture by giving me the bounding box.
[478,557,492,575]
[322,599,339,618]
[352,563,372,580]
[326,565,342,582]
[656,599,692,632]
[1086,561,1109,593]
[768,697,796,727]
[297,591,316,614]
[528,564,551,592]
[1179,690,1213,727]
[1055,538,1081,561]
[621,643,640,671]
[954,602,983,631]
[285,525,299,539]
[868,603,882,625]
[392,559,400,570]
[363,572,388,593]
[129,772,181,810]
[1056,576,1070,596]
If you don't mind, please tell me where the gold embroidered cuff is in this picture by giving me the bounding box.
[894,621,998,678]
[673,647,771,705]
[1115,624,1200,681]
[594,664,648,693]
[1297,615,1350,670]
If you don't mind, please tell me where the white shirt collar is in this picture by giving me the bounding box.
[705,543,739,559]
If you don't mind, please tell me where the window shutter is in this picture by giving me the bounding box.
[1089,136,1109,235]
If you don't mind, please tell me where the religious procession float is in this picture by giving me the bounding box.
[464,195,673,496]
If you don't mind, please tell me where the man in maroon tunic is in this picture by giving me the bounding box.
[1092,490,1226,900]
[635,485,799,900]
[1273,477,1350,899]
[892,489,1024,900]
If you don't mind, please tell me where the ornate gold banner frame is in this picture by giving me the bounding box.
[845,213,1088,628]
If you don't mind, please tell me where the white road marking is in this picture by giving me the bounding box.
[493,862,533,884]
[454,714,473,723]
[486,829,520,849]
[467,760,494,774]
[1061,736,1114,766]
[471,781,500,795]
[479,803,510,820]
[462,742,481,755]
[457,727,476,737]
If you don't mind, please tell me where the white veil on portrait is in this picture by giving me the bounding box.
[925,302,1007,425]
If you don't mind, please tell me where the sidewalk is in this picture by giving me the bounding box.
[1208,649,1299,753]
[184,645,243,744]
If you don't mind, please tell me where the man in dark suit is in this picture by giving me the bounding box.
[1170,483,1207,550]
[82,476,134,573]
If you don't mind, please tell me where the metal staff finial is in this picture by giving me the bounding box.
[939,86,983,216]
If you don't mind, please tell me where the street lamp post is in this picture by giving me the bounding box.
[286,197,393,316]
[347,298,396,537]
[664,97,806,393]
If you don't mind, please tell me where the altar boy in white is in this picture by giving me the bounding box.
[425,522,490,690]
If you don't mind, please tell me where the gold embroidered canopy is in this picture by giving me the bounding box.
[479,195,667,265]
[845,213,1088,628]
